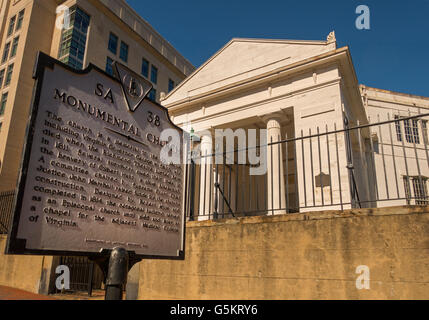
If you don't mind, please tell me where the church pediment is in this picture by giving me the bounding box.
[163,37,337,106]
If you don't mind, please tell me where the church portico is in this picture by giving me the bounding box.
[188,107,299,219]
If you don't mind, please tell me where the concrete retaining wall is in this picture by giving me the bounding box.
[138,206,429,300]
[0,235,53,294]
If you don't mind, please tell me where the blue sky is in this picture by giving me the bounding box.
[127,0,429,97]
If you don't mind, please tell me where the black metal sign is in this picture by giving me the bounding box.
[6,52,186,260]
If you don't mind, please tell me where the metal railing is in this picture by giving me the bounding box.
[0,191,15,234]
[55,256,104,296]
[186,113,429,221]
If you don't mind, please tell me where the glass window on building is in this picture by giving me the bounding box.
[0,92,8,116]
[404,176,429,205]
[7,16,16,37]
[151,65,158,84]
[106,56,114,75]
[108,33,118,55]
[148,88,157,102]
[141,58,149,78]
[10,37,19,58]
[412,120,420,144]
[412,176,429,205]
[120,41,129,63]
[404,119,420,144]
[5,64,14,86]
[2,43,10,64]
[73,7,90,33]
[58,6,90,70]
[0,69,4,88]
[168,79,175,93]
[16,10,25,31]
[403,176,411,205]
[423,120,429,145]
[394,115,403,142]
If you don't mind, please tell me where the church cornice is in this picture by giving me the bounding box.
[173,78,342,129]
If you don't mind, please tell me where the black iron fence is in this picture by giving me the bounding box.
[186,113,429,221]
[55,256,104,296]
[0,191,15,234]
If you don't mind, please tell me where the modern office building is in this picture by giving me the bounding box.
[0,0,195,192]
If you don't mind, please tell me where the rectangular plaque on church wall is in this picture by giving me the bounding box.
[6,52,187,259]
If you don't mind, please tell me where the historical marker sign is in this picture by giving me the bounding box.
[6,52,187,259]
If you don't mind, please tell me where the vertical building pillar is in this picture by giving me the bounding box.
[266,116,287,215]
[199,133,212,220]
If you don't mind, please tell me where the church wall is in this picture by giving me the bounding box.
[362,87,429,207]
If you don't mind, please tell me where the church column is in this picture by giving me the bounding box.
[265,116,287,215]
[199,133,213,220]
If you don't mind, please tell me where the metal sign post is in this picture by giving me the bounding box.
[90,249,143,300]
[105,247,128,300]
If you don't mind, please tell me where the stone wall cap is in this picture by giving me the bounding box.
[187,206,429,228]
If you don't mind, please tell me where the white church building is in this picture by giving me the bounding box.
[161,32,429,220]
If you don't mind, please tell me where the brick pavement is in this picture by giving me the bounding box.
[0,285,56,300]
